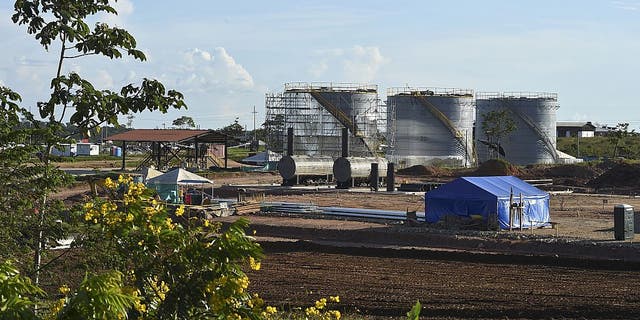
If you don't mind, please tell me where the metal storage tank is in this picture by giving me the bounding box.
[333,157,388,184]
[265,83,384,158]
[387,87,475,168]
[278,155,334,184]
[475,92,559,165]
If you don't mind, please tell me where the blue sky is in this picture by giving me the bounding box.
[2,0,640,130]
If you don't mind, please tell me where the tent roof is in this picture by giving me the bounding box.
[427,176,546,200]
[139,167,163,182]
[241,150,282,163]
[145,168,213,185]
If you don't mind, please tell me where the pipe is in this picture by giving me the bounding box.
[287,127,294,156]
[386,162,395,192]
[341,127,349,158]
[370,162,379,191]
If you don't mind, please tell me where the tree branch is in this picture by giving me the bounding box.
[64,52,98,59]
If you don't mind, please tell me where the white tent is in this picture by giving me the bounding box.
[241,150,282,165]
[146,168,213,185]
[145,168,213,203]
[139,167,163,183]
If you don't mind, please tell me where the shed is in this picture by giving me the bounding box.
[425,176,549,229]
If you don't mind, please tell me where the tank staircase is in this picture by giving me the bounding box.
[496,100,559,162]
[308,90,375,156]
[413,93,476,165]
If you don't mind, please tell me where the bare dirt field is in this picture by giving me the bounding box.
[56,165,640,319]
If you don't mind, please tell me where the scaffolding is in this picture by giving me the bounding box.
[265,82,386,158]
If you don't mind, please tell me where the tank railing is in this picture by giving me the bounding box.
[477,92,558,100]
[285,82,377,92]
[387,87,473,97]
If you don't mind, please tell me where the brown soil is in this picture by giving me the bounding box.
[248,245,640,319]
[54,168,640,319]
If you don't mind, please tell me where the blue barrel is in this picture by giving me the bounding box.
[115,147,122,157]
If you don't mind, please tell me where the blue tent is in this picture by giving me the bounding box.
[425,176,549,229]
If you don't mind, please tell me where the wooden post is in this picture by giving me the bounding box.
[519,193,523,231]
[121,141,127,171]
[509,188,514,231]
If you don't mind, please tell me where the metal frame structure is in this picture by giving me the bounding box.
[106,129,230,171]
[265,82,386,157]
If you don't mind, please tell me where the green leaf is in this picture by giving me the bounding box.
[406,300,421,320]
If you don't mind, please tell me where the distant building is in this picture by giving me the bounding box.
[556,121,596,138]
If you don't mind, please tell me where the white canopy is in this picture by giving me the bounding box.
[139,167,163,183]
[146,168,213,185]
[241,150,282,165]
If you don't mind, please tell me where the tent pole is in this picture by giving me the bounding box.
[509,188,514,231]
[519,193,523,231]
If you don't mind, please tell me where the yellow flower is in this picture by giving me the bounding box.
[175,205,185,216]
[315,298,327,310]
[305,306,320,316]
[138,240,144,246]
[126,213,134,222]
[329,295,340,303]
[265,306,277,314]
[203,220,210,227]
[58,285,70,295]
[329,310,341,319]
[249,257,261,271]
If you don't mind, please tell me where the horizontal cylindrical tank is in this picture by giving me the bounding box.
[278,155,334,180]
[333,157,388,183]
[387,87,475,168]
[475,92,559,165]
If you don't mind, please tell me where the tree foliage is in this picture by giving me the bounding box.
[480,109,516,159]
[0,260,44,320]
[172,116,196,129]
[609,123,636,158]
[219,117,245,139]
[3,0,186,294]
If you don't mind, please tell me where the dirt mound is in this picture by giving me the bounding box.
[587,162,640,190]
[473,159,522,176]
[526,164,603,179]
[396,165,451,177]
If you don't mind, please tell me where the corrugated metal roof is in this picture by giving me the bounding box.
[106,129,227,143]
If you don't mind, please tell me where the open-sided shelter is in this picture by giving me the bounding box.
[106,129,230,171]
[425,176,549,229]
[145,168,213,203]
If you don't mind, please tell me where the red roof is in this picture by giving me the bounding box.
[106,129,227,143]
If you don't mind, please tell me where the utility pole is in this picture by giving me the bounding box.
[252,105,257,142]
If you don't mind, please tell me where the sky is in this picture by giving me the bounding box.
[2,0,640,130]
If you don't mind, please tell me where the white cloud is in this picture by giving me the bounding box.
[102,0,134,27]
[175,47,254,92]
[96,69,114,89]
[308,46,388,82]
[612,0,640,11]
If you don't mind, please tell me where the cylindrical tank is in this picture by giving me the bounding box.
[278,83,381,157]
[476,92,559,165]
[278,155,334,180]
[387,87,475,168]
[333,157,388,183]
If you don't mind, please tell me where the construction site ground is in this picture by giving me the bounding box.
[56,163,640,319]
